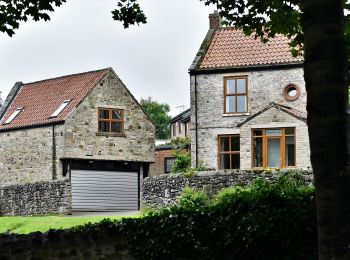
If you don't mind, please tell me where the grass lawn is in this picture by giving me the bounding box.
[0,214,138,234]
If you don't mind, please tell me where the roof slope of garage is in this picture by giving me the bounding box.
[0,68,109,131]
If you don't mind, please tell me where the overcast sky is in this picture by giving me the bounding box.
[0,0,215,116]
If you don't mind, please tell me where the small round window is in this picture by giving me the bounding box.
[283,84,300,101]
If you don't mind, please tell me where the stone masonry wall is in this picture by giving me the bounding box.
[190,67,308,169]
[63,70,155,163]
[141,170,313,208]
[0,180,71,216]
[0,125,65,185]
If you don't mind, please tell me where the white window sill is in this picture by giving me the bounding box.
[222,113,250,117]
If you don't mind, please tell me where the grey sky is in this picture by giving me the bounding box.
[0,0,215,116]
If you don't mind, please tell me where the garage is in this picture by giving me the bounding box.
[66,160,140,212]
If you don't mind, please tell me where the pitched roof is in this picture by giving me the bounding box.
[0,68,109,131]
[169,108,191,124]
[236,102,307,127]
[192,27,303,71]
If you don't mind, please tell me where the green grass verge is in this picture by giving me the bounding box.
[0,214,138,234]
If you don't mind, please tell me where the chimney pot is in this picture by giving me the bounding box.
[209,10,221,29]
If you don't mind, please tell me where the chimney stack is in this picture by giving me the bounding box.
[209,10,221,29]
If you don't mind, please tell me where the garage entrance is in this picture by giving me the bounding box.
[64,160,140,212]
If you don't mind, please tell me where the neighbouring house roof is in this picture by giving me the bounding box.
[236,102,307,127]
[190,27,303,72]
[0,68,109,131]
[169,108,191,124]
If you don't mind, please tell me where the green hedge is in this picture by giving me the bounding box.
[120,176,317,259]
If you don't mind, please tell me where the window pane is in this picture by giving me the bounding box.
[237,96,247,112]
[226,96,236,113]
[285,136,295,166]
[226,79,235,94]
[285,128,295,135]
[99,121,110,132]
[231,136,240,151]
[253,129,263,136]
[253,137,263,167]
[220,137,230,152]
[232,154,240,169]
[267,138,281,167]
[236,79,246,94]
[112,110,122,119]
[220,154,230,169]
[99,110,109,119]
[266,129,282,136]
[111,122,122,133]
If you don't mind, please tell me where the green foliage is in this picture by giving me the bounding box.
[120,176,317,259]
[0,0,66,37]
[176,187,209,210]
[170,149,191,173]
[139,97,171,139]
[170,136,190,147]
[111,0,147,29]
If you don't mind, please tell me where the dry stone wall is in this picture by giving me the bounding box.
[0,180,71,216]
[141,170,313,208]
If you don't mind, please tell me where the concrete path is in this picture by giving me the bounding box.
[66,211,139,217]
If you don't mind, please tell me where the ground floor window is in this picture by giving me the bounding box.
[164,157,175,173]
[218,135,240,169]
[252,128,295,168]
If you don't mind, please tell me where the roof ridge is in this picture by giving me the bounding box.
[22,67,110,86]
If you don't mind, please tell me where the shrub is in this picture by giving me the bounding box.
[177,187,209,210]
[121,176,317,259]
[171,150,191,173]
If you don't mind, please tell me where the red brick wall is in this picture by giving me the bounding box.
[149,148,174,177]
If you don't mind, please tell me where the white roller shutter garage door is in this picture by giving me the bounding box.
[71,170,139,212]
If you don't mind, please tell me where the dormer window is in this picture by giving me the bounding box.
[4,107,23,124]
[50,100,70,118]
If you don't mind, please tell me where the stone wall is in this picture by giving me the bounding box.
[141,170,313,208]
[190,67,309,169]
[0,125,65,185]
[63,70,155,163]
[0,228,132,259]
[0,180,71,216]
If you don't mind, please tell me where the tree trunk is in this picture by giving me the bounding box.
[303,0,350,259]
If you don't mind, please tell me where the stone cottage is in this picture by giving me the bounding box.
[189,12,311,170]
[0,68,155,212]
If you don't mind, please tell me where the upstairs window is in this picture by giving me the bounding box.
[4,107,23,124]
[98,108,124,134]
[172,123,176,137]
[50,100,70,118]
[218,135,240,169]
[224,76,248,113]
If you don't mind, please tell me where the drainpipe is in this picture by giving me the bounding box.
[52,124,56,180]
[194,74,198,168]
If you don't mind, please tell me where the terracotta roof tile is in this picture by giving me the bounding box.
[199,28,303,69]
[0,68,108,131]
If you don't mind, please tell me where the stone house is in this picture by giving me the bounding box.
[0,68,155,212]
[189,12,311,170]
[170,108,191,140]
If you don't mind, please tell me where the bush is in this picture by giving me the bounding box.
[171,150,191,173]
[121,177,317,259]
[176,187,209,210]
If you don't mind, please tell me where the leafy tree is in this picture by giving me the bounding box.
[2,0,350,258]
[140,97,171,140]
[0,0,146,37]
